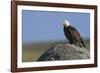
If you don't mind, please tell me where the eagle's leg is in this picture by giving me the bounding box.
[74,42,80,47]
[79,42,85,48]
[73,40,81,47]
[69,40,73,44]
[76,42,84,47]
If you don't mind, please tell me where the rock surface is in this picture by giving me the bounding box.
[37,44,89,61]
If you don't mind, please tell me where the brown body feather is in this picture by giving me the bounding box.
[64,26,85,47]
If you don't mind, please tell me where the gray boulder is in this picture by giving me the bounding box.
[37,44,89,61]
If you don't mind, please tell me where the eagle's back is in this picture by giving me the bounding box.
[64,26,82,44]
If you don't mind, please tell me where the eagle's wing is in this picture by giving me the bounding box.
[69,26,85,47]
[69,26,81,41]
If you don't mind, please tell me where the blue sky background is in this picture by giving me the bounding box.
[22,10,90,43]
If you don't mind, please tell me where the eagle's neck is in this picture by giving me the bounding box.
[64,25,71,28]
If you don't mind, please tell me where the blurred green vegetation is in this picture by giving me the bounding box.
[22,39,90,62]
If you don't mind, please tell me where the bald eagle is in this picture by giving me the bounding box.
[62,20,85,47]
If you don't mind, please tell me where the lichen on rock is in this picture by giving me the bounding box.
[37,44,89,61]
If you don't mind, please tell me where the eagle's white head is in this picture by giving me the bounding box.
[62,20,70,27]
